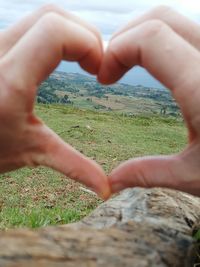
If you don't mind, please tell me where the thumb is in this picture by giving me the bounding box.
[109,154,200,196]
[29,123,111,200]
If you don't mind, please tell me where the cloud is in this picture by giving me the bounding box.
[0,0,200,35]
[1,0,199,88]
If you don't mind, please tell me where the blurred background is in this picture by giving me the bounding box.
[0,0,199,87]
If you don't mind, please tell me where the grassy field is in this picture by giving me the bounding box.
[41,71,178,115]
[0,104,187,230]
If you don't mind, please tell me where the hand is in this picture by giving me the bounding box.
[0,4,110,199]
[98,6,200,196]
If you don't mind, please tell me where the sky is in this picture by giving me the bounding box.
[0,0,200,88]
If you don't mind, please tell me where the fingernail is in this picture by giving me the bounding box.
[91,182,111,200]
[98,186,111,200]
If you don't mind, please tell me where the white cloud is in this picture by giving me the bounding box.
[0,0,199,37]
[1,0,199,87]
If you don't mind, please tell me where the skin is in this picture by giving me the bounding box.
[1,4,200,199]
[98,5,200,196]
[0,4,111,200]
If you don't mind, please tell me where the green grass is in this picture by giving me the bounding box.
[192,225,200,266]
[0,104,187,229]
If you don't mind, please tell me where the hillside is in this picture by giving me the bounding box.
[38,71,180,116]
[0,105,186,229]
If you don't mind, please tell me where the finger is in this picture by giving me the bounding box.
[98,20,200,137]
[113,5,200,51]
[1,13,102,101]
[25,121,111,200]
[109,147,200,196]
[0,4,102,57]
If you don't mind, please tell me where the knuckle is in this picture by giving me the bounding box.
[141,19,166,39]
[38,13,62,35]
[134,164,151,188]
[39,3,62,14]
[39,4,72,21]
[150,5,174,16]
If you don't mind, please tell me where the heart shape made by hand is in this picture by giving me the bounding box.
[0,5,200,198]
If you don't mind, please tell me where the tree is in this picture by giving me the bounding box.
[60,95,71,104]
[160,105,167,115]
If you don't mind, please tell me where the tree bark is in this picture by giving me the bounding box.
[0,188,200,267]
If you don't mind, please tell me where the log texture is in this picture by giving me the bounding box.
[0,188,200,267]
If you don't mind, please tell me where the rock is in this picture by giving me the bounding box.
[0,188,199,267]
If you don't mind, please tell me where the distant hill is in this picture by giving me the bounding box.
[37,71,179,116]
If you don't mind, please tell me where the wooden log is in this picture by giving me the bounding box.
[0,188,199,267]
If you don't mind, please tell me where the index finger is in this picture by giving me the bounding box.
[1,13,102,99]
[113,6,200,51]
[98,20,200,138]
[1,4,102,57]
